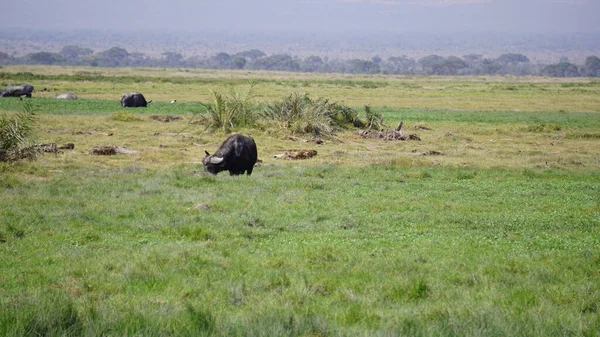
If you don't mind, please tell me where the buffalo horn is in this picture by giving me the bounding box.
[209,156,224,164]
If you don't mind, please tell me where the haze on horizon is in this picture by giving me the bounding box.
[2,0,599,34]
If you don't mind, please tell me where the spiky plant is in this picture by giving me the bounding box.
[196,81,257,131]
[363,105,386,130]
[290,96,334,137]
[0,101,41,162]
[261,92,310,126]
[261,92,368,137]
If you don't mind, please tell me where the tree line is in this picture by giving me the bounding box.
[1,45,599,77]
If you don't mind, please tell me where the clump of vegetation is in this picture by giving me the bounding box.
[261,92,334,137]
[192,84,386,137]
[363,105,386,130]
[195,81,257,131]
[0,101,41,162]
[260,92,373,137]
[527,123,562,132]
[111,111,142,122]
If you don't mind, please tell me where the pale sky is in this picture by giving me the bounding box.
[2,0,599,33]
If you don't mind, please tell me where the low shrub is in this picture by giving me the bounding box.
[0,101,41,162]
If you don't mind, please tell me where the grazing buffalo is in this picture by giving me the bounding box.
[0,83,34,98]
[120,92,149,107]
[202,134,258,176]
[54,92,78,99]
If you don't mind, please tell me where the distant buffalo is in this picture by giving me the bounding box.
[202,134,258,176]
[120,92,150,107]
[54,92,78,100]
[0,83,34,98]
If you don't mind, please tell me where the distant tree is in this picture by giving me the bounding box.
[231,56,247,69]
[215,52,231,63]
[101,47,129,60]
[583,55,600,77]
[434,56,469,75]
[541,62,580,77]
[384,56,416,74]
[100,47,130,66]
[462,54,483,63]
[162,52,183,64]
[347,59,380,74]
[495,53,529,66]
[60,45,93,60]
[481,59,502,75]
[0,51,13,64]
[418,55,445,74]
[371,55,382,64]
[81,54,105,67]
[301,55,324,72]
[233,49,266,60]
[130,52,151,66]
[252,54,300,71]
[27,52,64,65]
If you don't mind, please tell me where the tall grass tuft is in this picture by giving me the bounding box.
[195,81,257,131]
[261,92,367,137]
[261,92,309,126]
[0,101,41,162]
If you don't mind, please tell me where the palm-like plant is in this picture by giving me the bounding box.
[0,101,40,162]
[197,81,257,131]
[261,92,310,126]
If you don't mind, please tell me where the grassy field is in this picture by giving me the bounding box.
[1,66,599,336]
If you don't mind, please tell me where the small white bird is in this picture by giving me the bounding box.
[170,100,177,104]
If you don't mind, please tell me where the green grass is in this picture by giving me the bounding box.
[2,65,600,112]
[1,165,599,336]
[1,66,600,336]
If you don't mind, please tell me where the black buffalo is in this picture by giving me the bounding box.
[202,134,258,176]
[120,92,149,107]
[0,83,34,98]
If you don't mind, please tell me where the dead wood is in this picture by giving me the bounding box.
[358,129,420,141]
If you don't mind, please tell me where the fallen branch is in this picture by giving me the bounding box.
[358,129,420,141]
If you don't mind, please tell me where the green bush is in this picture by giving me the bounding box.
[0,101,40,162]
[196,82,257,131]
[260,92,369,137]
[111,111,142,122]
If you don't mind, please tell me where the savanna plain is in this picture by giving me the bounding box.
[1,66,599,336]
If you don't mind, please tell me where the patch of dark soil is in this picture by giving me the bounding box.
[150,115,183,123]
[72,130,113,136]
[89,145,137,155]
[412,150,444,156]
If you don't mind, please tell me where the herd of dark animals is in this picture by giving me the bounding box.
[1,83,258,176]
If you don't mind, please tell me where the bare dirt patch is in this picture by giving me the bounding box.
[150,115,183,123]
